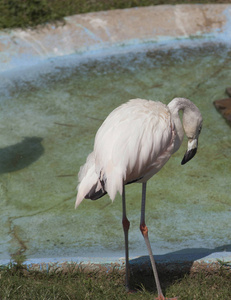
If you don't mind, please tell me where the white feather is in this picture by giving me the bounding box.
[76,97,203,207]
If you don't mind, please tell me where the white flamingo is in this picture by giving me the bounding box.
[75,98,203,300]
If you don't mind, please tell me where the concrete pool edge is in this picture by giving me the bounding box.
[0,251,231,272]
[1,4,231,73]
[0,4,231,269]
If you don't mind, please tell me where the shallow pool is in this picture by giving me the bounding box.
[0,42,230,263]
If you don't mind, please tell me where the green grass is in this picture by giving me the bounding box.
[1,0,231,29]
[0,262,230,299]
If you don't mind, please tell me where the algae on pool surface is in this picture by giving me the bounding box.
[0,43,230,262]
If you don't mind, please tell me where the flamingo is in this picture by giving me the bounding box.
[75,98,203,300]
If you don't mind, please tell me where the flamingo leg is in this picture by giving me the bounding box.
[140,183,178,300]
[122,185,130,291]
[140,182,165,299]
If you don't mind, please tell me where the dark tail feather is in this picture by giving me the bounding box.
[85,183,107,200]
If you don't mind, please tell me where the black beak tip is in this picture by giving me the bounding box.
[181,148,197,165]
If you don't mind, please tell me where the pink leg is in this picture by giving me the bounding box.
[140,183,177,300]
[122,185,130,291]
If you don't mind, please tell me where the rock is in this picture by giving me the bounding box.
[225,87,231,97]
[213,98,231,125]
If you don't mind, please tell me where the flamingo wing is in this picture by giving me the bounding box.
[94,99,175,200]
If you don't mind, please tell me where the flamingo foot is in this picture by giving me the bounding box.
[155,295,178,300]
[127,289,137,294]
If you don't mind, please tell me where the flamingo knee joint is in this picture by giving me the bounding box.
[140,223,148,237]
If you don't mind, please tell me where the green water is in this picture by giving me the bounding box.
[0,42,231,262]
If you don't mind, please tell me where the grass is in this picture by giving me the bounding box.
[1,0,231,29]
[0,261,230,299]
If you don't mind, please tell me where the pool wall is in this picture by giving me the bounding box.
[1,4,231,73]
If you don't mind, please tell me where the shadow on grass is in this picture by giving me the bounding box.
[129,244,231,294]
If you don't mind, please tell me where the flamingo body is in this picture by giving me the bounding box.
[76,99,184,207]
[75,97,203,299]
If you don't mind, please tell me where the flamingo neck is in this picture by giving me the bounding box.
[168,98,188,154]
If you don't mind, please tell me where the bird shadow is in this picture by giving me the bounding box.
[129,244,231,293]
[0,137,44,174]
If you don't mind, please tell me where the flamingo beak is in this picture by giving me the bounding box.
[181,139,198,165]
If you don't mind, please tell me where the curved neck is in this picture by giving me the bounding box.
[168,98,189,153]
